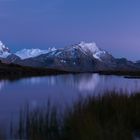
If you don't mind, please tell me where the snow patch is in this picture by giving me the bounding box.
[60,60,66,63]
[73,62,76,65]
[48,47,57,52]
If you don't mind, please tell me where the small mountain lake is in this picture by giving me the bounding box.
[0,73,140,138]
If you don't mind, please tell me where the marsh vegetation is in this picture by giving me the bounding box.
[10,91,140,140]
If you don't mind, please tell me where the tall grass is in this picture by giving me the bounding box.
[13,91,140,140]
[12,102,61,140]
[0,129,5,140]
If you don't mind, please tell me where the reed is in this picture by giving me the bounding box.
[13,91,140,140]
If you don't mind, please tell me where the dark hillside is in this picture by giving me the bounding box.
[0,61,68,80]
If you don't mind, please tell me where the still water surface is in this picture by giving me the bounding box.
[0,74,140,136]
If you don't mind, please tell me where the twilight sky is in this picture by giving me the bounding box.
[0,0,140,60]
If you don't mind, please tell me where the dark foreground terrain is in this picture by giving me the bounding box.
[0,61,68,80]
[1,60,140,81]
[7,91,140,140]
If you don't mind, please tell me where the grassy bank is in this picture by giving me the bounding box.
[11,91,140,140]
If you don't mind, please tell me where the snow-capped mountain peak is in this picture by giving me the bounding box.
[79,41,100,53]
[0,40,57,60]
[15,48,50,60]
[76,41,106,61]
[0,41,10,58]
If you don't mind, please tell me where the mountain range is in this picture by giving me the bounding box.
[0,41,140,72]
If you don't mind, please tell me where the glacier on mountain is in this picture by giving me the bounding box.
[15,47,57,59]
[15,49,50,60]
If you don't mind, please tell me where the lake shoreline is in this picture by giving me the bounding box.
[1,61,140,80]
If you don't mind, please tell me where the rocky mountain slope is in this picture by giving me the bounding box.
[0,41,140,72]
